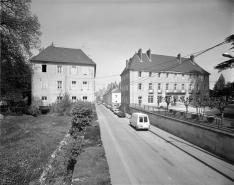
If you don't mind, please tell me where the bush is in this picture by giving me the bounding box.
[69,101,93,137]
[173,110,177,115]
[207,116,215,123]
[191,114,199,119]
[51,93,73,116]
[28,96,41,116]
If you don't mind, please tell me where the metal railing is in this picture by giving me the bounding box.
[130,103,234,133]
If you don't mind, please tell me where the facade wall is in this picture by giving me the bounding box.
[128,70,209,106]
[32,62,95,105]
[121,70,130,112]
[112,92,121,104]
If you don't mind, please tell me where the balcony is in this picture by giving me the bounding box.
[148,89,154,94]
[166,89,187,94]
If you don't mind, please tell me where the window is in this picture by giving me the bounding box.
[57,81,62,89]
[42,81,47,89]
[139,116,144,122]
[138,71,142,77]
[42,96,47,106]
[189,74,192,79]
[189,84,192,90]
[138,83,142,90]
[166,84,169,90]
[42,65,47,72]
[57,96,62,103]
[196,84,199,90]
[166,73,169,79]
[57,66,62,73]
[174,84,177,90]
[83,81,87,88]
[182,84,185,90]
[204,84,206,90]
[148,95,153,103]
[82,67,88,75]
[158,73,161,78]
[116,95,117,98]
[197,75,199,79]
[144,117,148,122]
[71,66,77,74]
[182,74,184,79]
[72,96,76,102]
[158,83,161,90]
[174,74,177,79]
[71,81,76,89]
[83,96,87,101]
[149,83,152,90]
[138,96,142,105]
[149,72,152,77]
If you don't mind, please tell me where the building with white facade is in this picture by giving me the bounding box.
[31,45,96,105]
[120,48,210,113]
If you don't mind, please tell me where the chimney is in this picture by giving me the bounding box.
[177,53,181,64]
[138,48,142,60]
[126,59,129,67]
[146,49,151,61]
[190,54,195,65]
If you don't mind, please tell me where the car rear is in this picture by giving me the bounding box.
[136,115,150,130]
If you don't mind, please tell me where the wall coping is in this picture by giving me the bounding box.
[130,107,234,137]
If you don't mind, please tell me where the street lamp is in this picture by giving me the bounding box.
[222,53,234,59]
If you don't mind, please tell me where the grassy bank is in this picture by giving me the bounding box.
[0,114,71,184]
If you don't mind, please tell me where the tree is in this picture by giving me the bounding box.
[182,97,193,117]
[213,74,225,91]
[214,34,234,72]
[1,0,42,103]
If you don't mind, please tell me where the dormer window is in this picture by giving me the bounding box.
[42,65,47,72]
[149,72,152,77]
[166,73,169,79]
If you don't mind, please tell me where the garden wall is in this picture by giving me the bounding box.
[130,107,234,163]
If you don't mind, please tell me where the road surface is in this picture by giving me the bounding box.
[96,104,234,185]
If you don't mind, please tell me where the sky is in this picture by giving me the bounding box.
[31,0,234,91]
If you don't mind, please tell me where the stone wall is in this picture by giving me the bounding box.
[130,107,234,163]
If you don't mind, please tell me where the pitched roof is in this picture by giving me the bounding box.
[112,88,121,93]
[121,52,210,75]
[31,46,96,66]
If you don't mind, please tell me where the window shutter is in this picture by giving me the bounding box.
[69,66,71,74]
[76,66,79,75]
[41,81,43,89]
[46,81,48,89]
[142,84,144,91]
[70,81,72,90]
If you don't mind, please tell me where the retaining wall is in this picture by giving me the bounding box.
[130,107,234,163]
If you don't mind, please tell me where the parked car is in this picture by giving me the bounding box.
[117,111,126,118]
[107,105,112,109]
[130,113,150,131]
[113,109,120,115]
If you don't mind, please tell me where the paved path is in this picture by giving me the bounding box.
[97,104,234,185]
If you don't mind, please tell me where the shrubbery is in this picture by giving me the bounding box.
[207,116,215,123]
[28,96,41,116]
[69,100,93,137]
[50,93,73,116]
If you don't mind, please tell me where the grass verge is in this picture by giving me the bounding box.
[0,114,71,185]
[72,121,111,185]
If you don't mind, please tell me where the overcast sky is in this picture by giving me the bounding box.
[31,0,234,90]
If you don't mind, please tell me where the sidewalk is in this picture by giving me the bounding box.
[125,113,234,181]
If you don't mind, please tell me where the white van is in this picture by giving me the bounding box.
[130,113,150,131]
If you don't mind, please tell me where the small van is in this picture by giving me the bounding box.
[130,113,150,131]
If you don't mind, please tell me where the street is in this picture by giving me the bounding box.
[96,104,234,185]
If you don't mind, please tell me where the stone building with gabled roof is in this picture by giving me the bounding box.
[30,45,96,105]
[120,48,210,113]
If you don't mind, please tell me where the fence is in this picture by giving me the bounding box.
[130,103,234,133]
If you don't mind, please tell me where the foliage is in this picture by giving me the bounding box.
[28,96,41,116]
[69,101,93,136]
[214,34,234,72]
[1,0,41,103]
[207,116,215,123]
[50,93,73,116]
[213,74,225,91]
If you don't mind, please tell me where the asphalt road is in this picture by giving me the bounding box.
[96,104,234,185]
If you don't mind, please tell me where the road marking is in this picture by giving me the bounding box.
[168,176,171,180]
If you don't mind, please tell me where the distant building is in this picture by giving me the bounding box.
[120,48,210,113]
[30,45,96,105]
[102,82,120,105]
